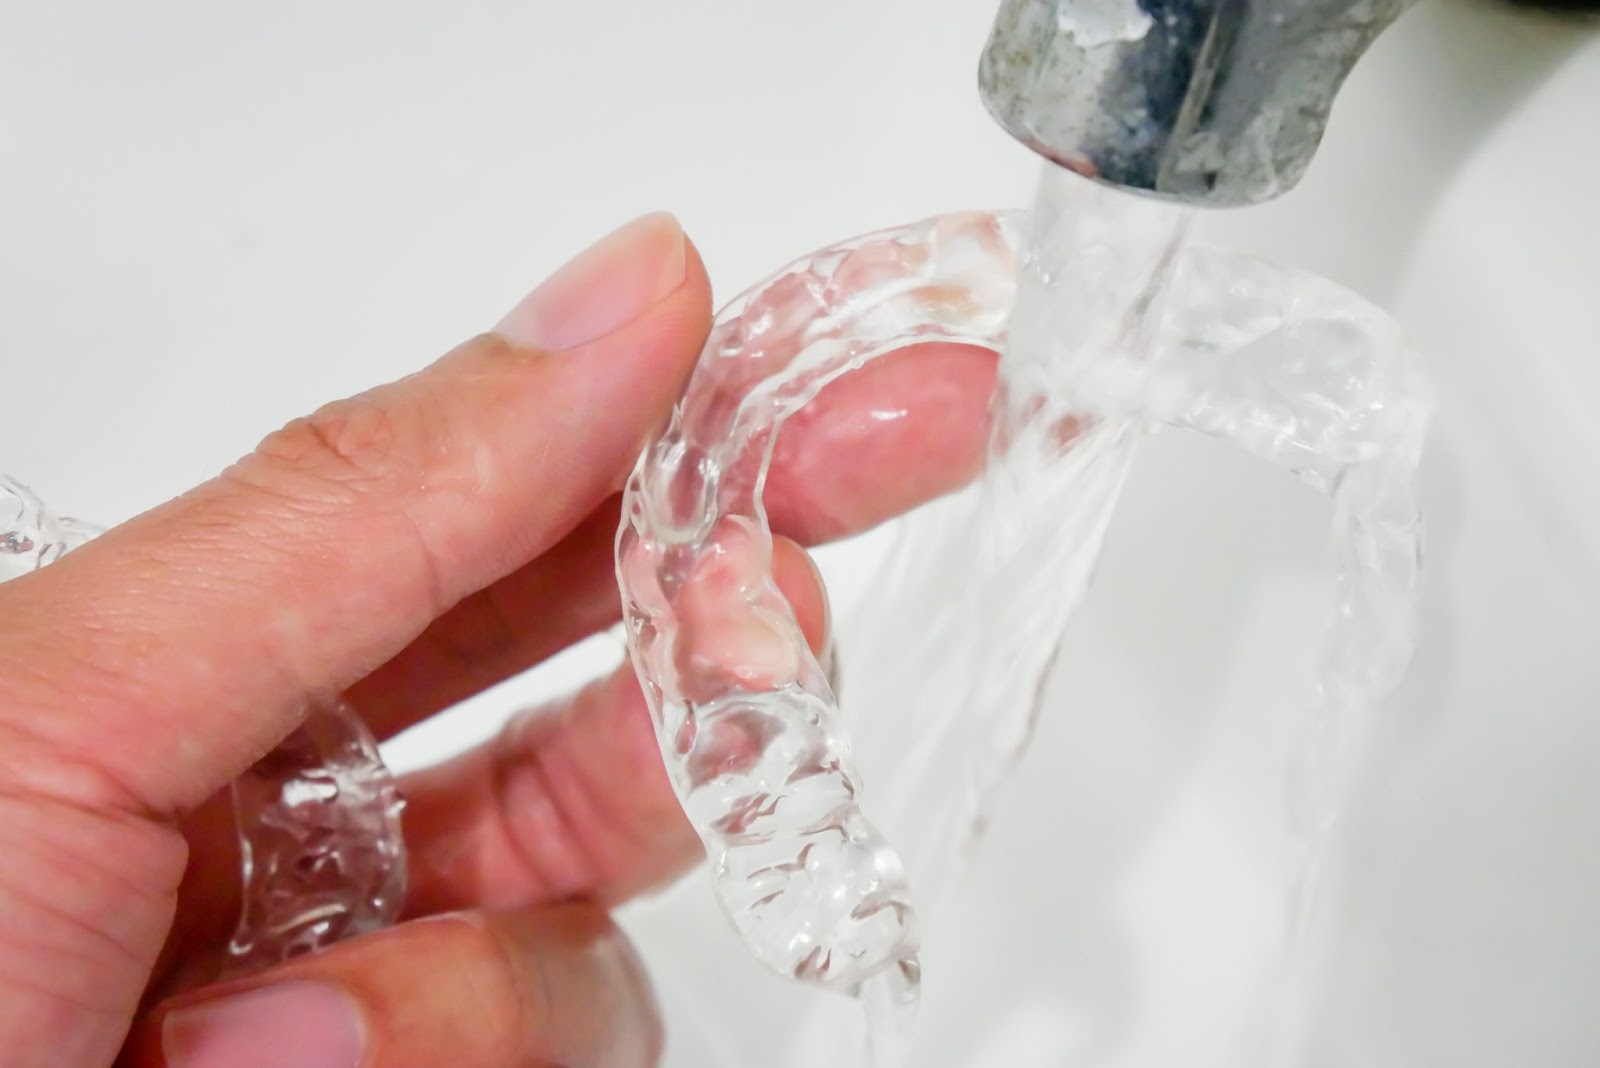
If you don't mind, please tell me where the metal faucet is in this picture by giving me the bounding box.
[979,0,1417,207]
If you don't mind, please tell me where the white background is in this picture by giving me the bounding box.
[2,2,1598,1065]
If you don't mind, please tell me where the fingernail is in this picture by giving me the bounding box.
[496,212,687,351]
[164,981,365,1068]
[682,613,802,695]
[794,545,833,659]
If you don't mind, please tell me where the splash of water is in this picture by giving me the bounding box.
[620,164,1429,1064]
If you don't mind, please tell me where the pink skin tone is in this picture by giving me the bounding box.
[0,214,996,1068]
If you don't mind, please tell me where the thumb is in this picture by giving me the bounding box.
[121,905,659,1068]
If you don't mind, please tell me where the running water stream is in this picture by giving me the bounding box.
[620,162,1429,1066]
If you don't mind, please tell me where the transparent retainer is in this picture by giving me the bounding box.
[223,693,405,976]
[0,475,406,978]
[615,203,1430,1049]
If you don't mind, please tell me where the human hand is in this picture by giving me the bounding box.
[0,213,997,1068]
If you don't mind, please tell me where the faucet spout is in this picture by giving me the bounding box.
[978,0,1418,207]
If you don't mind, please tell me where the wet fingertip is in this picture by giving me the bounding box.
[771,536,831,657]
[678,613,802,696]
[762,341,1000,544]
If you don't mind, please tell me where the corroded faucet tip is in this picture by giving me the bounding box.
[978,0,1419,208]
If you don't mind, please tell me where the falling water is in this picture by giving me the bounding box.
[619,156,1430,1062]
[845,164,1427,1065]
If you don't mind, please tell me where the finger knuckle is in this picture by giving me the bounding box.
[218,389,459,615]
[248,397,418,506]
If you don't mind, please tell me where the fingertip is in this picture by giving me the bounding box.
[771,536,830,658]
[493,212,688,352]
[763,341,999,544]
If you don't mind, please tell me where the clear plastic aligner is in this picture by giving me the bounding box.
[225,694,406,976]
[619,169,1430,1059]
[0,474,98,580]
[0,476,406,976]
[616,212,1027,1007]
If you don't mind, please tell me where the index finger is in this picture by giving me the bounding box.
[0,214,709,818]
